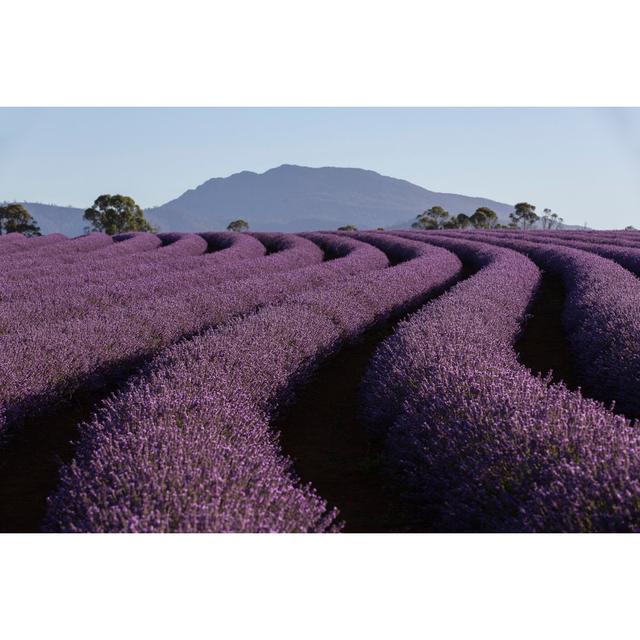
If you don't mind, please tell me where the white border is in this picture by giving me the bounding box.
[2,533,639,639]
[2,1,640,636]
[2,0,640,106]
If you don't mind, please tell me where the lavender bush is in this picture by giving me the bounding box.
[3,228,640,533]
[432,230,640,417]
[45,234,462,532]
[363,235,640,532]
[0,233,387,439]
[480,229,640,277]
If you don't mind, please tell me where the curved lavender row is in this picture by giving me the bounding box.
[478,229,640,277]
[0,234,114,282]
[2,232,266,294]
[98,231,163,254]
[0,233,31,254]
[0,232,69,260]
[362,236,640,532]
[394,229,640,417]
[431,230,640,417]
[0,242,28,257]
[0,234,385,439]
[523,230,640,248]
[0,234,319,333]
[199,232,266,261]
[336,230,437,263]
[1,232,67,247]
[2,233,112,267]
[299,232,390,270]
[45,235,460,532]
[363,236,539,433]
[1,233,163,287]
[552,230,640,246]
[0,232,26,243]
[152,232,209,256]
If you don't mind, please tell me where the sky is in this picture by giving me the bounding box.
[1,107,639,228]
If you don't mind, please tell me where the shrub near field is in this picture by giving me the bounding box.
[1,230,640,532]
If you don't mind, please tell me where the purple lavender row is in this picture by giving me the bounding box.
[395,229,640,416]
[1,231,209,286]
[3,232,263,292]
[2,233,266,302]
[520,230,640,248]
[45,234,461,532]
[475,229,640,277]
[0,233,114,269]
[0,233,32,253]
[327,229,444,263]
[1,233,161,285]
[0,232,25,243]
[429,230,640,417]
[0,234,298,333]
[362,235,640,532]
[565,230,640,244]
[0,232,69,258]
[0,234,386,439]
[0,232,66,247]
[1,232,201,290]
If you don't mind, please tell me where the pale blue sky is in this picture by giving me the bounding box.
[1,108,639,228]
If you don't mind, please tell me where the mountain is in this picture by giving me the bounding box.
[147,164,514,232]
[11,165,517,235]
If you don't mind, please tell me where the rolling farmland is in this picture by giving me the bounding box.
[1,228,640,532]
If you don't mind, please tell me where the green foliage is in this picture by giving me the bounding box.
[412,205,449,230]
[0,203,42,236]
[509,202,539,230]
[541,208,564,230]
[84,195,155,235]
[443,213,472,229]
[227,219,250,232]
[469,207,498,229]
[337,224,358,231]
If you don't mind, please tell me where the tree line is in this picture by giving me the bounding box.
[411,203,563,230]
[337,203,565,232]
[3,195,633,237]
[0,196,252,236]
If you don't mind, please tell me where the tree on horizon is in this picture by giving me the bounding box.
[444,213,472,229]
[0,203,42,236]
[509,202,539,230]
[227,219,249,232]
[541,208,564,230]
[84,195,156,235]
[470,207,498,229]
[412,206,449,229]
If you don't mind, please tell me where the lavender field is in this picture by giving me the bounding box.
[2,228,640,533]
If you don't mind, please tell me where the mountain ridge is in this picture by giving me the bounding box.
[6,164,518,234]
[147,164,515,232]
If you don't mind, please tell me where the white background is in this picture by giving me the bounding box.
[2,1,640,638]
[2,0,639,106]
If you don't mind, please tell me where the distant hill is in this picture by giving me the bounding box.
[148,164,515,231]
[10,165,521,234]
